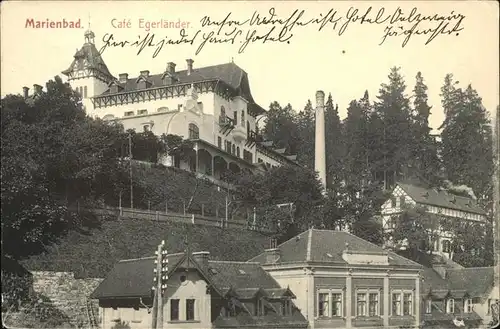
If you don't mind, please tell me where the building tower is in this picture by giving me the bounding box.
[61,29,115,117]
[315,91,327,191]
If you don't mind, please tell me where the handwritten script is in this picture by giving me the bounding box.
[99,7,465,58]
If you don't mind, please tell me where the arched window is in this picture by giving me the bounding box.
[446,299,455,314]
[188,123,199,139]
[247,121,250,135]
[84,86,88,98]
[241,110,245,127]
[236,146,240,157]
[232,144,236,155]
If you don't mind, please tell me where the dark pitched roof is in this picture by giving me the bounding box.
[91,253,285,300]
[446,267,494,298]
[397,182,486,215]
[96,62,265,114]
[62,42,114,81]
[249,228,423,269]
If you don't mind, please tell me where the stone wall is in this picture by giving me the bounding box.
[31,271,103,328]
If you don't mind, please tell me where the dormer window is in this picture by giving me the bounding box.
[255,298,264,316]
[442,240,451,253]
[282,299,292,316]
[446,298,455,314]
[464,298,473,313]
[124,111,134,117]
[138,109,148,115]
[425,299,432,314]
[188,123,199,140]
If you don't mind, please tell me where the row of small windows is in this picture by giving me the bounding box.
[217,136,249,160]
[317,290,414,318]
[76,86,87,98]
[424,298,474,314]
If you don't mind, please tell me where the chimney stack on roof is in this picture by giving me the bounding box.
[432,260,448,279]
[264,247,280,264]
[33,84,43,95]
[192,251,210,269]
[186,59,194,75]
[119,73,129,83]
[140,70,150,78]
[22,86,29,99]
[167,62,176,75]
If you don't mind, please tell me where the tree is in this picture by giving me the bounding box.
[262,102,299,154]
[410,72,442,186]
[391,205,441,259]
[295,100,315,169]
[440,75,493,210]
[373,67,413,189]
[325,93,344,191]
[1,76,125,258]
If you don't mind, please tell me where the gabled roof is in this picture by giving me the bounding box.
[446,267,494,298]
[396,182,486,215]
[249,228,423,269]
[91,253,285,300]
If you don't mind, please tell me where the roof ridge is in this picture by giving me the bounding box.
[276,229,310,248]
[119,256,155,262]
[448,266,494,271]
[209,260,260,264]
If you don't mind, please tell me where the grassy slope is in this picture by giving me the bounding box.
[21,217,273,279]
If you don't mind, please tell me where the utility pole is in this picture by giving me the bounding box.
[129,133,134,209]
[152,240,167,329]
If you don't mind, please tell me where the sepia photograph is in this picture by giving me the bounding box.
[1,1,499,329]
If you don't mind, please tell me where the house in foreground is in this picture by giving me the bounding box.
[90,251,308,329]
[421,256,498,328]
[249,228,424,329]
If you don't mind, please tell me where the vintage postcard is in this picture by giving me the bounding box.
[1,1,499,329]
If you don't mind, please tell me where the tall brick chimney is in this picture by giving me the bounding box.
[315,91,326,191]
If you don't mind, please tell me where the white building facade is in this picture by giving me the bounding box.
[61,30,297,183]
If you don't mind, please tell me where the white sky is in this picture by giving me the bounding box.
[1,1,499,132]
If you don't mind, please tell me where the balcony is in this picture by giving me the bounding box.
[245,130,263,147]
[219,116,235,136]
[232,126,246,142]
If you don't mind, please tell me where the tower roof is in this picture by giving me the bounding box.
[61,30,114,82]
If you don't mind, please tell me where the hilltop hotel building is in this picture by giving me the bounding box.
[56,29,296,182]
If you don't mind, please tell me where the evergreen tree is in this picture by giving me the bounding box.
[262,102,299,154]
[440,75,493,209]
[295,100,315,169]
[410,72,442,185]
[373,67,413,189]
[325,93,344,191]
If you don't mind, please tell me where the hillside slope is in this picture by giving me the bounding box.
[21,217,273,278]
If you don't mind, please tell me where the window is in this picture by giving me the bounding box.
[425,299,432,314]
[332,293,342,316]
[446,298,454,314]
[487,299,492,314]
[188,123,199,139]
[464,299,473,313]
[318,293,329,317]
[217,136,222,148]
[399,196,405,207]
[369,293,379,316]
[233,111,238,126]
[137,109,148,115]
[282,299,292,316]
[442,240,451,253]
[170,299,179,320]
[357,293,367,316]
[241,110,245,127]
[186,299,195,320]
[84,86,88,98]
[237,147,240,158]
[392,293,402,316]
[391,196,397,208]
[255,298,264,316]
[403,293,412,315]
[232,145,236,155]
[220,106,226,118]
[124,111,134,117]
[243,150,253,163]
[111,307,120,321]
[247,121,250,135]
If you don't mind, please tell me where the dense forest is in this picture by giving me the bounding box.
[1,68,495,271]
